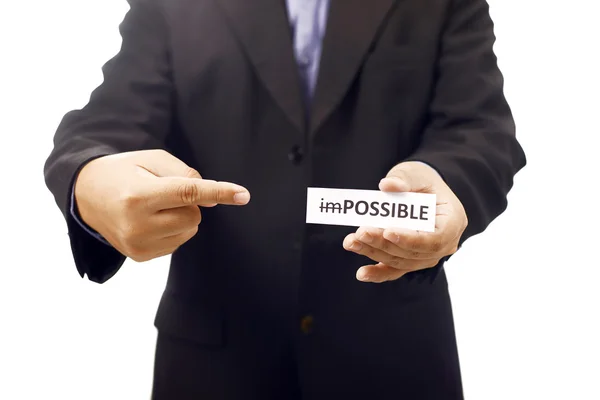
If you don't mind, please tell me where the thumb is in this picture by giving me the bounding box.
[380,162,434,193]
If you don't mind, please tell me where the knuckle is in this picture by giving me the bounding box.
[363,246,375,256]
[129,253,149,263]
[189,206,202,225]
[149,250,168,260]
[169,228,198,252]
[429,238,444,253]
[388,257,402,268]
[123,243,146,261]
[185,226,199,240]
[409,250,421,259]
[184,167,201,179]
[407,236,420,251]
[379,238,392,252]
[117,226,151,261]
[120,191,144,210]
[213,187,224,204]
[177,183,199,205]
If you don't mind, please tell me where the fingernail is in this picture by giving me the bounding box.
[233,192,250,205]
[350,241,363,251]
[359,232,373,244]
[357,270,369,282]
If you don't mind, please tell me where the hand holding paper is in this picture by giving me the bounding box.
[343,161,468,283]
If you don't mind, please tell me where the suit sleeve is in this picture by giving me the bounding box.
[43,0,173,283]
[405,0,526,245]
[69,183,112,247]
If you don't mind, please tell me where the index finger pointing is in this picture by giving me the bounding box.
[152,177,251,209]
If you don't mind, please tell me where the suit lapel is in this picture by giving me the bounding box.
[310,0,398,135]
[216,0,306,134]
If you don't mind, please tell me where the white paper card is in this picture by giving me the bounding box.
[306,187,436,232]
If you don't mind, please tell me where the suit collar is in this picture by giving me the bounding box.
[215,0,398,136]
[310,0,398,135]
[216,0,307,134]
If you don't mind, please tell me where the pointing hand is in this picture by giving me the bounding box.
[75,149,250,261]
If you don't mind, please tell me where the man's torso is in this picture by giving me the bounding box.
[141,0,461,397]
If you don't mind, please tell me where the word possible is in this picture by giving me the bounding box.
[319,199,429,220]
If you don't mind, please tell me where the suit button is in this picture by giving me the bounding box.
[300,315,314,334]
[288,145,304,164]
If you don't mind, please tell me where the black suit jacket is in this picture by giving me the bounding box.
[44,0,525,398]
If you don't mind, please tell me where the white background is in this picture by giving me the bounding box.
[1,0,599,398]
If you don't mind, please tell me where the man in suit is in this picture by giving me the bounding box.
[44,0,526,398]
